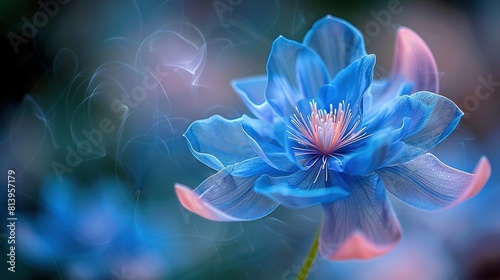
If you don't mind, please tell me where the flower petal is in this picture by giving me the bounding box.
[367,91,463,165]
[175,184,237,221]
[319,54,375,118]
[241,116,297,172]
[231,76,278,122]
[366,27,438,114]
[303,15,367,79]
[340,131,390,176]
[184,115,257,170]
[364,78,413,118]
[391,27,439,93]
[265,36,304,117]
[400,92,461,146]
[319,175,401,260]
[175,158,280,221]
[451,156,491,205]
[254,167,349,208]
[296,46,330,99]
[376,153,491,211]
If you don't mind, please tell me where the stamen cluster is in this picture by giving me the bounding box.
[289,100,369,182]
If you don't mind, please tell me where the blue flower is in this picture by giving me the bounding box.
[175,15,491,260]
[18,179,170,279]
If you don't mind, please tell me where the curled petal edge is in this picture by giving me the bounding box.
[448,156,491,208]
[321,230,400,260]
[392,26,439,93]
[175,183,239,222]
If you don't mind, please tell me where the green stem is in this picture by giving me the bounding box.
[296,227,320,280]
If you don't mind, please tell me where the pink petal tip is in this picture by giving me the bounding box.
[322,231,400,261]
[174,183,237,222]
[393,26,439,93]
[450,156,491,207]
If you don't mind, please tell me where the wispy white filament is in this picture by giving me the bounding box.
[289,100,370,182]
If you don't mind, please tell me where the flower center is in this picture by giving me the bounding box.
[288,100,369,182]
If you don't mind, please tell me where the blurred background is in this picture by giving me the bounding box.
[0,0,499,279]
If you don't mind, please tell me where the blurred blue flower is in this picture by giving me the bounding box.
[175,15,491,260]
[18,179,168,279]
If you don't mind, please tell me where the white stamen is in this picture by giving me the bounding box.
[288,100,370,182]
